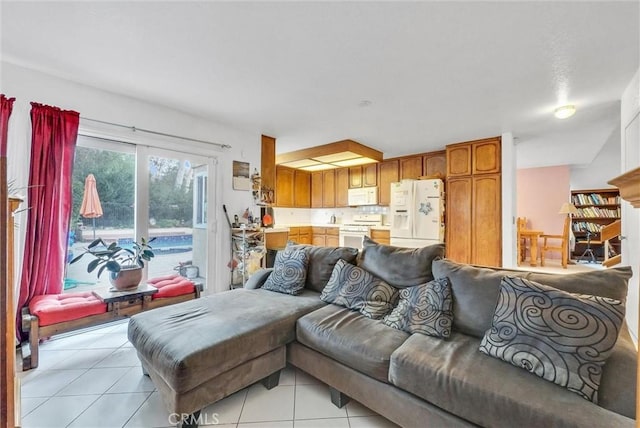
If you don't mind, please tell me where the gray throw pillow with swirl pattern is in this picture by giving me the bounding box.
[262,246,309,295]
[321,259,399,319]
[479,276,625,403]
[382,278,453,338]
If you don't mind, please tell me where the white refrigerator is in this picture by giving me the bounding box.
[390,179,444,248]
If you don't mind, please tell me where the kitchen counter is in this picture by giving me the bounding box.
[371,225,391,231]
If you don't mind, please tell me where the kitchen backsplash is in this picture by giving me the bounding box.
[273,206,389,226]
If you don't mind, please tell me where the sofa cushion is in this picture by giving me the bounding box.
[480,276,625,403]
[147,274,195,299]
[288,244,359,293]
[358,236,444,288]
[389,332,634,428]
[128,288,324,393]
[432,259,632,338]
[382,277,453,338]
[263,246,309,295]
[296,304,409,383]
[29,292,107,326]
[320,259,399,319]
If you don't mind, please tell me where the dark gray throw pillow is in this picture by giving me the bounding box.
[321,259,399,319]
[262,246,309,295]
[479,276,625,403]
[358,236,445,288]
[287,244,359,292]
[382,277,453,338]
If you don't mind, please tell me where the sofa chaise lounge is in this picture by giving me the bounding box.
[128,239,636,427]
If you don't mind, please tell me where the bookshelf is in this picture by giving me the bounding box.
[570,188,621,261]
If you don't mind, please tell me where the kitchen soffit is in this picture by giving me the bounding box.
[276,139,383,171]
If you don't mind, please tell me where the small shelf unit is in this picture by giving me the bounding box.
[570,188,621,261]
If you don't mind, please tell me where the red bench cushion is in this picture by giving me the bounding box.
[147,274,195,299]
[29,292,107,326]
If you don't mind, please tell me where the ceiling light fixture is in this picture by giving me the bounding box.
[554,104,576,119]
[276,139,383,171]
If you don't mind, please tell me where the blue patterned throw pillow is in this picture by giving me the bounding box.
[321,259,399,319]
[382,278,453,338]
[479,276,625,403]
[262,246,309,295]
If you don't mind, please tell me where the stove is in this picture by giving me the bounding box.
[339,214,383,249]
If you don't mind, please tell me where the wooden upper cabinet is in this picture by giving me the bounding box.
[378,159,399,206]
[293,170,311,208]
[335,168,349,207]
[275,166,295,207]
[362,163,378,187]
[323,170,336,208]
[311,171,323,208]
[446,144,472,177]
[349,166,362,188]
[423,151,446,178]
[473,139,501,175]
[399,156,423,180]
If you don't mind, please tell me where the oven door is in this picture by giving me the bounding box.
[339,231,368,250]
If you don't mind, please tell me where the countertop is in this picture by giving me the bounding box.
[268,224,391,231]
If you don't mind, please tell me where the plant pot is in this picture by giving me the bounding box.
[109,266,142,291]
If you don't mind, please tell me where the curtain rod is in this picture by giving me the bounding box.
[81,117,232,149]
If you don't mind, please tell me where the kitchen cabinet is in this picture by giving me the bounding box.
[326,228,340,247]
[378,159,399,206]
[322,170,336,208]
[349,166,362,188]
[446,177,473,264]
[312,227,340,247]
[472,139,501,175]
[423,151,446,177]
[275,165,295,207]
[445,137,502,266]
[309,171,335,208]
[471,174,501,267]
[370,229,390,245]
[335,168,349,207]
[446,137,500,177]
[293,170,311,208]
[265,231,288,250]
[311,171,323,208]
[363,163,378,187]
[289,226,312,245]
[399,156,423,180]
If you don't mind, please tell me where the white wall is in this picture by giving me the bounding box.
[501,132,516,268]
[570,126,621,190]
[620,68,640,341]
[2,61,261,294]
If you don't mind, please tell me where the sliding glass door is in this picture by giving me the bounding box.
[64,136,212,292]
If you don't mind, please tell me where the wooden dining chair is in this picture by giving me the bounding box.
[516,217,527,266]
[540,216,570,268]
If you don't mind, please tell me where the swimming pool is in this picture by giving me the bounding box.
[118,235,193,254]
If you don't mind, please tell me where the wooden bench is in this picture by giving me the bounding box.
[21,274,203,370]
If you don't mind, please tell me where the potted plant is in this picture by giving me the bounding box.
[70,237,156,291]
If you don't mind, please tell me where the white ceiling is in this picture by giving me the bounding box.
[1,2,638,166]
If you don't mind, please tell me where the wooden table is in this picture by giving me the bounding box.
[92,283,158,316]
[519,230,544,267]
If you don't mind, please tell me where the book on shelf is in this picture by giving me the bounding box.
[571,193,621,206]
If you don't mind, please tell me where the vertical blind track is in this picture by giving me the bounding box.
[81,116,232,149]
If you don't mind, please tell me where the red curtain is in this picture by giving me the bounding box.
[0,95,15,156]
[17,103,79,340]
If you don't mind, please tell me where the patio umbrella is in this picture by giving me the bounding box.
[79,173,103,239]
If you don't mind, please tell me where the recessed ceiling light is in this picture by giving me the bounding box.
[554,104,576,119]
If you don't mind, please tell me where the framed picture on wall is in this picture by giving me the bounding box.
[232,160,251,191]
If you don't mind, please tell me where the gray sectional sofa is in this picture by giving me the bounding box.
[128,239,636,427]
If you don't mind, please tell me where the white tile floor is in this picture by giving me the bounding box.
[19,320,398,428]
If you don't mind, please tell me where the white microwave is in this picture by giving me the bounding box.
[347,187,378,206]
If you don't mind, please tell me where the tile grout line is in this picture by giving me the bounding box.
[120,390,155,428]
